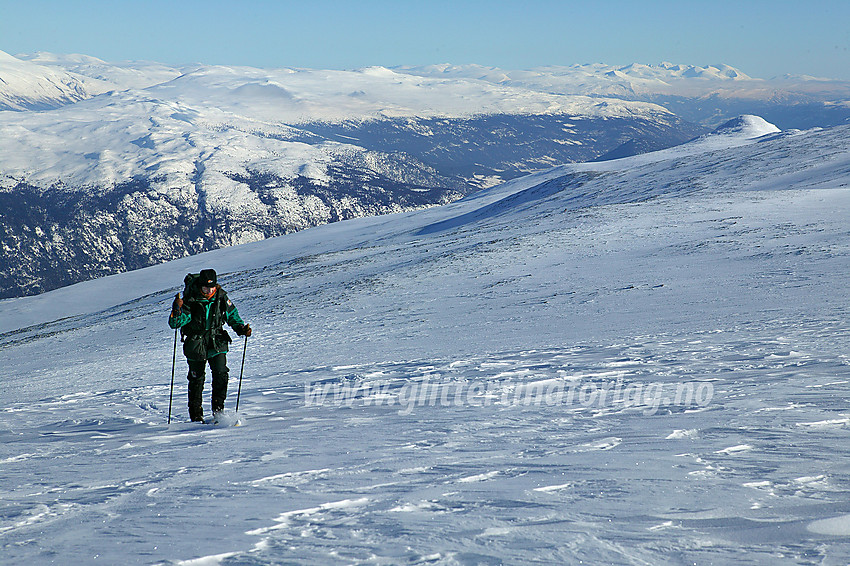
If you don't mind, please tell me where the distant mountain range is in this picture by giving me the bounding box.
[1,51,848,298]
[394,62,850,129]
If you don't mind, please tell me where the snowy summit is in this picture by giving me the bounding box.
[710,114,782,138]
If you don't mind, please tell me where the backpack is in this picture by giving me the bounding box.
[179,272,225,339]
[183,272,200,298]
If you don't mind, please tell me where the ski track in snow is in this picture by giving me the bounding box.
[2,125,850,564]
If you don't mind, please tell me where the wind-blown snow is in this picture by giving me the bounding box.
[2,119,850,564]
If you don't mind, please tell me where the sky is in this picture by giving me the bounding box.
[1,0,849,80]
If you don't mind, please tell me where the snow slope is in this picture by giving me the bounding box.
[0,50,110,111]
[2,118,850,564]
[1,50,185,108]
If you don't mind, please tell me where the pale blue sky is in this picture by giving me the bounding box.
[1,0,849,79]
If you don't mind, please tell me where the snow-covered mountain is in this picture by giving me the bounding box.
[394,62,755,96]
[2,116,850,564]
[395,62,850,129]
[0,50,112,110]
[0,50,704,298]
[16,51,184,92]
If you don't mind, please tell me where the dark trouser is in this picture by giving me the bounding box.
[187,354,229,420]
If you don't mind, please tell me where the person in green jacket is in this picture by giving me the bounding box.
[169,269,252,422]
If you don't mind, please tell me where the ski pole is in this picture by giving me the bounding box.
[168,327,177,424]
[236,335,247,413]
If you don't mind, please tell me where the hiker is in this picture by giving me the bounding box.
[169,269,252,422]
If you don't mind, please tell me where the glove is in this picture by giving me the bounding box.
[171,293,183,316]
[237,324,252,337]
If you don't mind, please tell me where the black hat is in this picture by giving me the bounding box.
[199,269,217,287]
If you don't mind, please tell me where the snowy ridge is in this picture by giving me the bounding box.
[0,50,109,110]
[394,61,755,96]
[394,62,850,129]
[146,63,675,123]
[2,119,850,563]
[2,50,677,122]
[393,61,848,98]
[6,50,850,124]
[16,51,185,91]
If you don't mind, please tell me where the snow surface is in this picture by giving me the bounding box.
[3,118,850,564]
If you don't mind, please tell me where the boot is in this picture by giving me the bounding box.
[189,405,205,423]
[211,398,224,415]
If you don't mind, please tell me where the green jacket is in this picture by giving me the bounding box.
[169,285,247,361]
